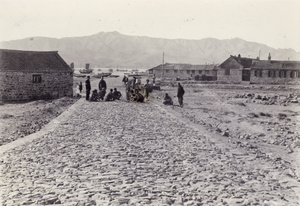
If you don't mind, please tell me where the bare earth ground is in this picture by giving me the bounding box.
[0,76,300,205]
[0,97,78,146]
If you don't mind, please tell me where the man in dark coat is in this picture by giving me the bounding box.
[99,77,107,92]
[85,76,91,100]
[98,77,107,100]
[144,79,152,101]
[177,82,185,107]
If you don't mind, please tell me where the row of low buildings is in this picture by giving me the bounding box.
[1,48,300,102]
[149,54,300,84]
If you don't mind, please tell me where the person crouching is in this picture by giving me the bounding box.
[163,93,173,105]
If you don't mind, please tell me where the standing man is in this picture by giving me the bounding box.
[85,76,91,101]
[79,82,83,93]
[132,76,137,88]
[152,74,156,86]
[177,82,185,107]
[125,80,132,101]
[99,76,107,91]
[144,79,151,101]
[98,76,107,100]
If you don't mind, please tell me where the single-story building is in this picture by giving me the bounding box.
[0,49,73,101]
[250,56,300,84]
[218,54,300,84]
[148,63,217,80]
[217,54,254,83]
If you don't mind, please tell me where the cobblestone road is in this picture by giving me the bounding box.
[0,98,299,205]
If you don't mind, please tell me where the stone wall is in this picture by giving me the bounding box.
[217,68,242,83]
[0,71,73,101]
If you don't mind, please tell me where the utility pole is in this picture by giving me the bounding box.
[161,52,164,79]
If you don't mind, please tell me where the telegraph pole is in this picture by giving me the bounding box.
[161,52,164,79]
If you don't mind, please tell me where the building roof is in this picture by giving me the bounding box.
[231,56,254,68]
[252,60,300,70]
[218,55,255,69]
[149,63,217,71]
[0,49,72,72]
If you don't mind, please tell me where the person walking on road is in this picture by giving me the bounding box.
[85,76,91,101]
[177,82,185,107]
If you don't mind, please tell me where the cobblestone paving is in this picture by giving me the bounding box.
[0,99,299,205]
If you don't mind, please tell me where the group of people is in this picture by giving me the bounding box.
[163,82,185,107]
[81,75,184,106]
[84,76,122,102]
[124,76,152,102]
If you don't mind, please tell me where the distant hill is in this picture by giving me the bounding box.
[1,31,300,69]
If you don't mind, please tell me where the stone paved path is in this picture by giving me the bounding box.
[0,98,299,205]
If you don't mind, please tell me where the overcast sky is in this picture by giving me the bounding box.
[1,0,300,51]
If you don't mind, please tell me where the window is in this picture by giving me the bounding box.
[174,70,178,73]
[187,70,190,74]
[268,70,276,78]
[191,70,195,74]
[165,69,169,73]
[279,70,286,78]
[32,75,42,83]
[205,70,210,74]
[198,70,202,74]
[290,71,298,78]
[254,70,262,77]
[225,68,230,75]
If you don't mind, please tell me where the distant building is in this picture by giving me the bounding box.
[217,54,254,83]
[148,63,217,80]
[217,54,300,84]
[0,49,73,101]
[250,53,300,84]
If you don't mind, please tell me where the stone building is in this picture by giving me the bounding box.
[148,63,217,80]
[250,54,300,84]
[217,54,300,84]
[0,49,73,101]
[217,54,254,83]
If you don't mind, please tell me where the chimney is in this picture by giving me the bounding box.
[237,54,241,63]
[268,53,271,62]
[86,63,90,70]
[70,62,74,69]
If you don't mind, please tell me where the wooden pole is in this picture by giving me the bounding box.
[162,52,164,79]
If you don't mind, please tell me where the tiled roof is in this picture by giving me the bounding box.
[150,63,217,71]
[231,56,254,68]
[0,49,71,72]
[252,60,300,70]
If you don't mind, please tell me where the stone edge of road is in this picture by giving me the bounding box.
[0,98,85,156]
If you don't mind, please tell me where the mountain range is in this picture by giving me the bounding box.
[1,31,299,69]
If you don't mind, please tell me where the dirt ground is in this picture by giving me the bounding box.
[0,97,78,146]
[153,82,300,199]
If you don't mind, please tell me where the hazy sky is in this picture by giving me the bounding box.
[1,0,300,51]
